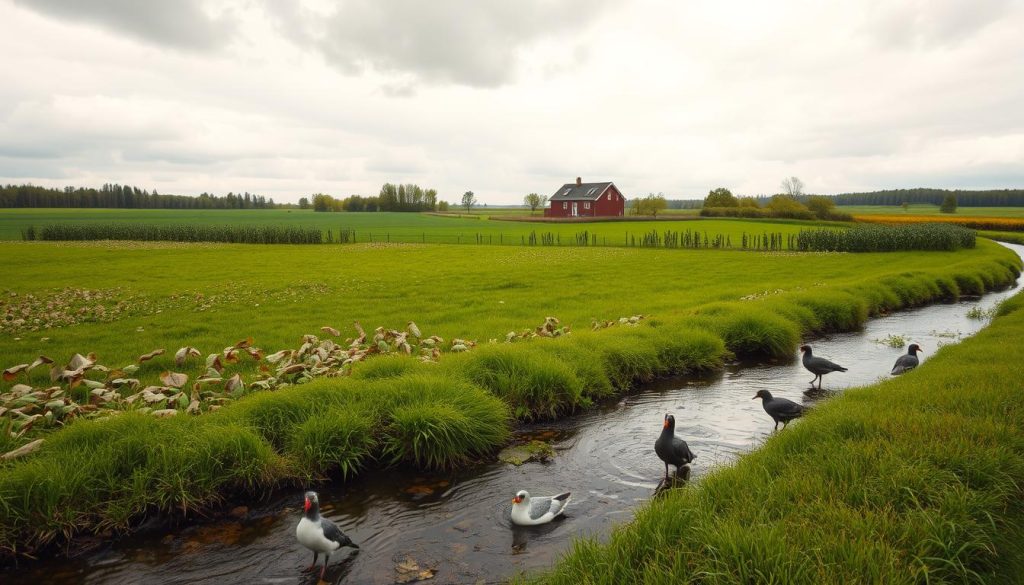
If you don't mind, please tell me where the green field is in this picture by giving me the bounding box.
[840,204,1024,217]
[1,220,1021,559]
[0,209,767,243]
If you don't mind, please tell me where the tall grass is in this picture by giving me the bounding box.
[28,223,323,244]
[797,223,976,252]
[524,291,1024,584]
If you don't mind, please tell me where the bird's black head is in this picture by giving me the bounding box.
[752,389,772,401]
[799,345,811,354]
[908,343,922,354]
[663,413,675,430]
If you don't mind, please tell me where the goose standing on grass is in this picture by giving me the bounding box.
[654,413,696,480]
[511,490,571,526]
[752,390,805,430]
[891,344,922,375]
[800,344,848,389]
[296,491,359,580]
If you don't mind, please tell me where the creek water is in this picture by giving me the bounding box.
[5,243,1022,585]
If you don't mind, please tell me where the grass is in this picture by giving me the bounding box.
[0,233,1021,559]
[979,230,1024,245]
[841,204,1024,218]
[0,208,807,243]
[523,291,1024,584]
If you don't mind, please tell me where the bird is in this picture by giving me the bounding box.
[752,390,805,430]
[295,491,359,580]
[800,344,847,389]
[654,413,696,480]
[511,490,571,526]
[891,343,922,375]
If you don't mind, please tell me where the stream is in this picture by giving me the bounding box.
[5,243,1022,585]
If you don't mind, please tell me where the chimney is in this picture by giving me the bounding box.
[576,177,582,186]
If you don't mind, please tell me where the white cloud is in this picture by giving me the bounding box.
[0,0,1022,203]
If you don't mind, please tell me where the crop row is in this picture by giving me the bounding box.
[795,223,976,252]
[855,213,1024,232]
[22,224,324,244]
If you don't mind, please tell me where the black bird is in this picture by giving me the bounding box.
[295,491,359,580]
[654,413,696,480]
[800,344,847,389]
[752,390,805,430]
[891,344,922,375]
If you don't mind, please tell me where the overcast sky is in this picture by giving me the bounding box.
[1,0,1022,204]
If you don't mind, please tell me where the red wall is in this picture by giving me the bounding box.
[545,185,625,217]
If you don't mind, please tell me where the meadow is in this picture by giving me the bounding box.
[0,209,735,243]
[526,290,1024,585]
[840,204,1024,217]
[0,232,1020,558]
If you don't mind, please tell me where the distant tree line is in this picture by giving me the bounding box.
[0,183,278,209]
[311,183,448,212]
[833,188,1024,207]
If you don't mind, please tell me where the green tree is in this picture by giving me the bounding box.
[940,194,957,213]
[781,176,805,197]
[629,198,642,215]
[704,187,738,207]
[438,200,450,211]
[461,191,477,213]
[644,193,667,217]
[768,194,810,214]
[738,196,760,208]
[806,195,836,219]
[524,193,542,214]
[298,197,310,210]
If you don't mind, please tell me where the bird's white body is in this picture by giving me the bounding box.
[511,491,571,526]
[296,516,341,555]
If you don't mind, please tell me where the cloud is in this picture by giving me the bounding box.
[271,0,615,87]
[12,0,236,51]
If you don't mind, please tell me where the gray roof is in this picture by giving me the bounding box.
[549,182,615,201]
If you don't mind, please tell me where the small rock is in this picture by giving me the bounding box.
[229,506,248,519]
[498,440,556,466]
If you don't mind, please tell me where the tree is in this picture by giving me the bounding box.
[461,191,477,213]
[901,201,909,212]
[523,193,548,215]
[438,200,450,211]
[643,193,667,217]
[940,194,957,213]
[806,195,836,219]
[704,187,738,207]
[298,197,310,210]
[781,176,805,198]
[738,196,760,208]
[767,194,810,214]
[629,198,642,215]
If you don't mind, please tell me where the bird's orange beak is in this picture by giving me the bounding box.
[512,496,521,504]
[662,419,669,429]
[303,498,311,512]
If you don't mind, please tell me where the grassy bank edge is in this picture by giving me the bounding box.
[0,244,1020,560]
[521,291,1024,584]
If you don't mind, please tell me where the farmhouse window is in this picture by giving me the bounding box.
[585,202,591,209]
[587,187,597,196]
[562,202,567,209]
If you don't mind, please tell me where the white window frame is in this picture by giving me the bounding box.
[562,202,567,209]
[585,201,591,209]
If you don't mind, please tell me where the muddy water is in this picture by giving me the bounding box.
[5,243,1022,585]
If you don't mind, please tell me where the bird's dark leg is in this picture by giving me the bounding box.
[320,552,330,580]
[664,462,670,481]
[303,552,319,573]
[773,420,779,431]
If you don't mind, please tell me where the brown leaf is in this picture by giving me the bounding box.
[206,354,224,373]
[138,349,165,363]
[321,326,341,337]
[246,347,264,361]
[223,349,240,364]
[160,371,188,388]
[67,353,94,371]
[233,337,254,349]
[265,350,290,364]
[3,364,29,381]
[1,438,45,461]
[151,409,178,418]
[225,373,243,393]
[174,347,201,367]
[28,355,54,371]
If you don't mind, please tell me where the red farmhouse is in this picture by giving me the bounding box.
[544,177,625,218]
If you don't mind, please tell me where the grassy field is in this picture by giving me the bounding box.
[0,209,784,243]
[525,291,1024,585]
[0,234,1020,558]
[840,204,1024,217]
